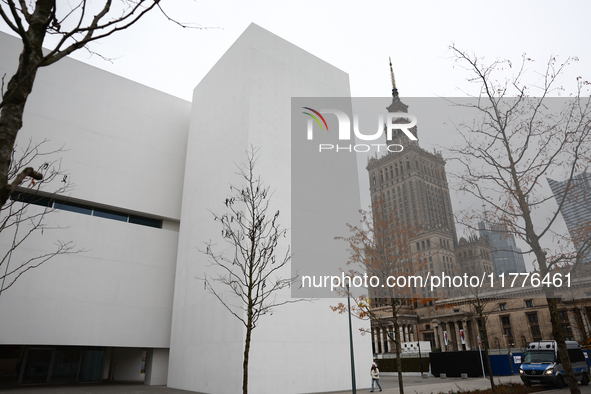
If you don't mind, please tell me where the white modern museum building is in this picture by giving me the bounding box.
[0,24,372,392]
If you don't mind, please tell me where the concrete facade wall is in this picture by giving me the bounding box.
[0,24,373,392]
[168,23,372,394]
[484,298,554,348]
[1,33,191,220]
[413,297,589,352]
[144,348,169,386]
[0,32,190,350]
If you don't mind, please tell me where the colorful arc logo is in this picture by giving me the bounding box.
[302,107,328,131]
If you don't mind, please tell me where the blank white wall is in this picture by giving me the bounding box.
[168,23,371,394]
[0,32,190,350]
[144,348,169,386]
[0,32,191,221]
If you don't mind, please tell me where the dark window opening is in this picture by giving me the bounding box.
[93,208,128,222]
[527,313,542,342]
[54,201,93,215]
[11,192,53,207]
[559,311,574,341]
[11,190,163,229]
[129,215,162,228]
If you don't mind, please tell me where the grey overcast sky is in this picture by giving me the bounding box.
[2,0,589,101]
[1,0,590,271]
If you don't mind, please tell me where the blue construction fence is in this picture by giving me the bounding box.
[430,349,590,377]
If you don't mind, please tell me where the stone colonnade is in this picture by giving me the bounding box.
[371,322,419,354]
[372,319,475,354]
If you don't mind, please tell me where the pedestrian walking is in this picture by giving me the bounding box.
[370,364,382,392]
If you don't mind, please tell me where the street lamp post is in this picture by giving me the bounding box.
[503,335,514,375]
[346,284,357,394]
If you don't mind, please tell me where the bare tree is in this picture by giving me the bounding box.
[0,139,81,294]
[561,275,591,368]
[0,1,205,208]
[448,284,506,391]
[332,197,431,394]
[449,45,591,394]
[469,295,496,390]
[200,147,300,394]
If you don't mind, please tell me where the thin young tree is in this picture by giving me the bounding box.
[332,197,430,394]
[449,46,591,394]
[449,285,505,391]
[469,296,495,390]
[201,147,300,394]
[0,1,203,208]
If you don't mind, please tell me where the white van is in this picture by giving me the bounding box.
[520,341,590,387]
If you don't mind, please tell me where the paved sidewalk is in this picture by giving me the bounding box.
[0,382,196,394]
[322,375,591,394]
[1,375,589,394]
[319,375,522,394]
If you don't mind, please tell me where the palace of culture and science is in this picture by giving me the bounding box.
[366,63,495,302]
[366,63,589,357]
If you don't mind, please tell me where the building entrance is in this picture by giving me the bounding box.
[0,345,104,387]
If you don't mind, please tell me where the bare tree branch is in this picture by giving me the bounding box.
[332,197,435,394]
[0,139,85,295]
[0,1,219,210]
[448,45,591,394]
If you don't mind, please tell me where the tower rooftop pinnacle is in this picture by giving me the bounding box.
[385,59,417,143]
[389,57,399,98]
[386,58,408,113]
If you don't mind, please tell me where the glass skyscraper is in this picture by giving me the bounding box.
[478,220,527,276]
[547,173,591,265]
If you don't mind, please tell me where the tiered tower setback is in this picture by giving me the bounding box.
[367,66,458,299]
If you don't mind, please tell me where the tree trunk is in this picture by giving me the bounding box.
[243,320,252,394]
[481,320,495,392]
[0,5,52,208]
[0,60,42,207]
[534,249,580,394]
[392,313,404,394]
[547,297,581,394]
[510,159,580,394]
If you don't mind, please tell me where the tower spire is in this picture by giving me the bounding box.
[389,57,398,97]
[386,57,414,141]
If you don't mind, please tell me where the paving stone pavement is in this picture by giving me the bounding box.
[1,375,590,394]
[320,374,591,394]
